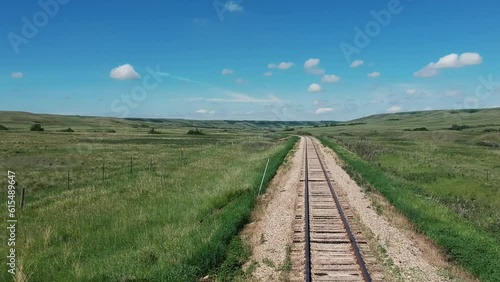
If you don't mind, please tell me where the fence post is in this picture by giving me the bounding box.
[20,187,26,209]
[67,171,70,189]
[258,158,270,196]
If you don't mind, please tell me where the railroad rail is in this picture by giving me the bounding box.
[291,137,377,281]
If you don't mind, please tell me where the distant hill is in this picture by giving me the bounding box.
[343,108,500,129]
[0,111,334,131]
[1,108,498,131]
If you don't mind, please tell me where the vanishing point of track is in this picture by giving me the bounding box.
[291,137,374,281]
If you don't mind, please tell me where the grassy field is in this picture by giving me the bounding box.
[308,108,500,281]
[0,112,298,281]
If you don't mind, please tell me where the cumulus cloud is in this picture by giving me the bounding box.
[405,88,417,96]
[321,74,341,83]
[304,58,320,69]
[110,64,140,80]
[235,78,248,84]
[222,68,234,75]
[264,71,273,77]
[350,60,364,68]
[386,105,401,113]
[304,58,325,75]
[196,109,215,115]
[308,83,323,93]
[313,100,320,106]
[367,71,380,78]
[11,72,23,79]
[315,107,333,114]
[225,1,243,12]
[414,52,483,77]
[268,62,294,70]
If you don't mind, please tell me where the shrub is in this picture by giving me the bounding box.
[483,128,499,133]
[296,131,312,136]
[449,124,470,131]
[148,127,161,134]
[187,128,205,135]
[30,124,44,131]
[283,127,295,132]
[106,129,116,133]
[0,124,8,130]
[60,128,74,132]
[404,127,428,131]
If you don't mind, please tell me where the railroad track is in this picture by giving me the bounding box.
[291,137,381,281]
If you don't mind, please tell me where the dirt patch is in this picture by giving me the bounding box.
[314,138,476,282]
[240,137,304,281]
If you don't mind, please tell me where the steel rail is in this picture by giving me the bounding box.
[308,137,372,282]
[304,137,312,282]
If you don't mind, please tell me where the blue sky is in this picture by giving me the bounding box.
[1,0,499,121]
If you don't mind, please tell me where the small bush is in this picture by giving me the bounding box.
[187,128,205,135]
[404,127,428,131]
[148,128,161,134]
[30,124,44,131]
[296,131,312,136]
[283,127,295,131]
[449,124,470,131]
[0,124,8,130]
[483,128,499,133]
[60,128,74,132]
[106,129,116,133]
[476,140,500,147]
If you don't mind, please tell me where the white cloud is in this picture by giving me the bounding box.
[278,62,294,69]
[308,83,323,93]
[386,105,401,113]
[321,74,341,83]
[405,88,417,96]
[313,100,320,106]
[414,52,483,77]
[423,106,433,111]
[264,71,273,77]
[304,58,320,69]
[221,68,234,75]
[315,107,334,114]
[11,72,23,79]
[225,1,243,12]
[190,92,284,105]
[445,90,460,97]
[268,62,294,70]
[367,71,380,78]
[235,78,248,84]
[304,58,324,75]
[109,64,140,80]
[350,60,364,68]
[196,109,215,115]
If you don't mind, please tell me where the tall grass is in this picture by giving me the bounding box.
[318,136,500,281]
[0,129,297,282]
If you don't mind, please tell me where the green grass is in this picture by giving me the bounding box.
[0,115,298,282]
[307,108,500,281]
[318,137,500,281]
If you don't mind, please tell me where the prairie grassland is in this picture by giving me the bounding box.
[0,118,297,281]
[310,108,500,281]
